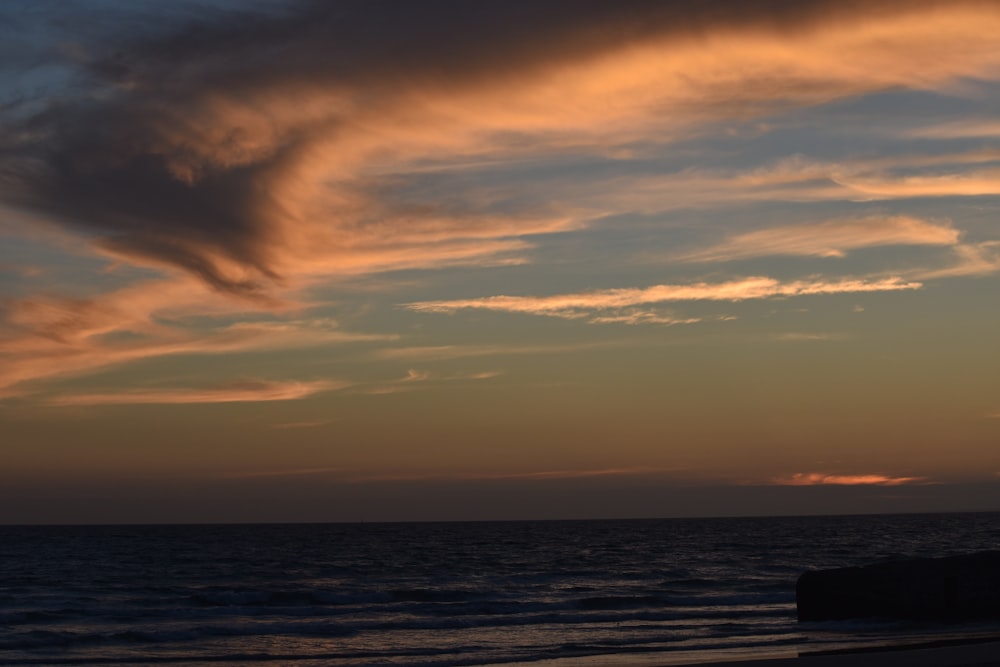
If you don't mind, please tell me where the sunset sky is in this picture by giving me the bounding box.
[3,0,1000,523]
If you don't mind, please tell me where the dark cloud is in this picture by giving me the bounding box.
[0,0,963,295]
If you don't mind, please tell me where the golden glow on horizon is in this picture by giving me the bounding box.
[772,473,931,487]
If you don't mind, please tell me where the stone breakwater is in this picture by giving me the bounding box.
[796,550,1000,621]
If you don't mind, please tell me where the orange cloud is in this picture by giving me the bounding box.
[44,379,342,407]
[772,472,929,486]
[375,341,616,361]
[913,242,1000,279]
[0,276,392,398]
[404,276,922,319]
[587,311,703,326]
[4,0,1000,404]
[559,148,1000,216]
[4,1,1000,297]
[834,169,1000,199]
[908,120,1000,139]
[678,216,959,262]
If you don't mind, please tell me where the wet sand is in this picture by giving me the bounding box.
[501,638,1000,667]
[673,639,1000,667]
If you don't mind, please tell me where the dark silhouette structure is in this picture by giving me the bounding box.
[796,551,1000,621]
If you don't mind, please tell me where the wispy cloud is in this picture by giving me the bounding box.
[908,120,1000,139]
[773,332,846,342]
[912,241,1000,279]
[45,379,343,407]
[358,367,502,395]
[834,169,1000,199]
[351,466,684,484]
[771,472,930,486]
[558,150,1000,219]
[399,369,502,382]
[375,341,615,361]
[0,277,392,398]
[3,0,1000,298]
[404,276,922,319]
[587,310,703,326]
[678,216,959,262]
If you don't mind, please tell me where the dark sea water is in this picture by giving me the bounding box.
[2,513,1000,667]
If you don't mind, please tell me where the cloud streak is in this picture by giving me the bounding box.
[908,120,1000,139]
[678,216,959,262]
[771,472,930,486]
[0,276,392,398]
[375,341,617,361]
[405,276,922,319]
[359,368,502,395]
[834,170,1000,199]
[45,379,343,406]
[349,466,685,484]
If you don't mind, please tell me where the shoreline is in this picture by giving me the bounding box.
[491,636,1000,667]
[680,639,1000,666]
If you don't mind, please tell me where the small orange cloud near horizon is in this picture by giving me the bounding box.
[772,473,930,486]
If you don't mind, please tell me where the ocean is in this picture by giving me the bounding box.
[2,513,999,666]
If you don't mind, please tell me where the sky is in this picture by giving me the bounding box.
[2,0,1000,523]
